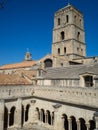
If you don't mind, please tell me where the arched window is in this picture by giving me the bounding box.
[66,15,69,23]
[44,59,53,68]
[9,106,16,126]
[25,104,30,122]
[58,18,60,25]
[4,107,8,129]
[77,32,80,40]
[79,118,87,130]
[89,120,96,130]
[74,15,77,24]
[84,75,93,87]
[40,109,45,123]
[62,114,68,130]
[22,105,24,126]
[46,110,51,125]
[64,47,66,54]
[70,116,77,130]
[61,31,65,40]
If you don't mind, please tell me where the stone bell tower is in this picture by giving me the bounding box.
[52,4,86,60]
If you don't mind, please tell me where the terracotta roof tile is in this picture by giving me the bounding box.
[0,73,32,85]
[0,61,37,70]
[14,69,37,80]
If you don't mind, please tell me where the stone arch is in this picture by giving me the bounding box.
[89,120,95,130]
[46,110,51,125]
[9,106,16,126]
[41,109,45,123]
[62,114,68,130]
[70,116,77,130]
[25,104,30,122]
[44,59,53,68]
[4,106,8,129]
[79,118,87,130]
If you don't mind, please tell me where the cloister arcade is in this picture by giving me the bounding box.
[4,104,30,129]
[35,107,96,130]
[3,102,96,130]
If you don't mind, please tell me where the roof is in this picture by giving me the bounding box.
[55,4,83,16]
[14,69,37,80]
[0,60,37,70]
[0,73,32,85]
[42,63,98,79]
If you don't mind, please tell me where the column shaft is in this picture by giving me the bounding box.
[0,100,5,130]
[68,118,72,130]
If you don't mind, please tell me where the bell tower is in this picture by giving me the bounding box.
[52,4,86,60]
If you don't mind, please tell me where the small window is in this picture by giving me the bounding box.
[80,19,82,26]
[58,48,60,55]
[66,15,69,23]
[77,47,79,52]
[61,63,63,66]
[61,31,65,40]
[74,15,77,23]
[64,47,66,54]
[77,32,80,40]
[58,18,60,25]
[84,76,93,87]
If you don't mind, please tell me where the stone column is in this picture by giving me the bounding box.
[61,116,65,130]
[77,120,81,130]
[16,98,22,128]
[51,113,53,125]
[45,112,48,124]
[8,112,10,128]
[0,100,5,130]
[86,123,90,130]
[23,108,26,125]
[94,112,98,130]
[51,112,54,126]
[40,110,42,122]
[68,118,72,130]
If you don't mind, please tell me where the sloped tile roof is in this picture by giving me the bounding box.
[14,69,37,80]
[42,63,98,79]
[0,73,32,85]
[0,60,37,70]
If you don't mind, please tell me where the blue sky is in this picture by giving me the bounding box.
[0,0,98,66]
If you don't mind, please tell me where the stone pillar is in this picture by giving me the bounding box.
[61,116,65,130]
[68,118,72,130]
[45,112,48,124]
[0,100,5,130]
[51,113,53,125]
[40,110,42,122]
[54,112,65,130]
[77,120,81,130]
[16,98,22,128]
[8,112,10,128]
[23,108,26,125]
[94,112,98,130]
[86,123,90,130]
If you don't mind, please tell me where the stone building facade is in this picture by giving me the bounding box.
[0,4,98,130]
